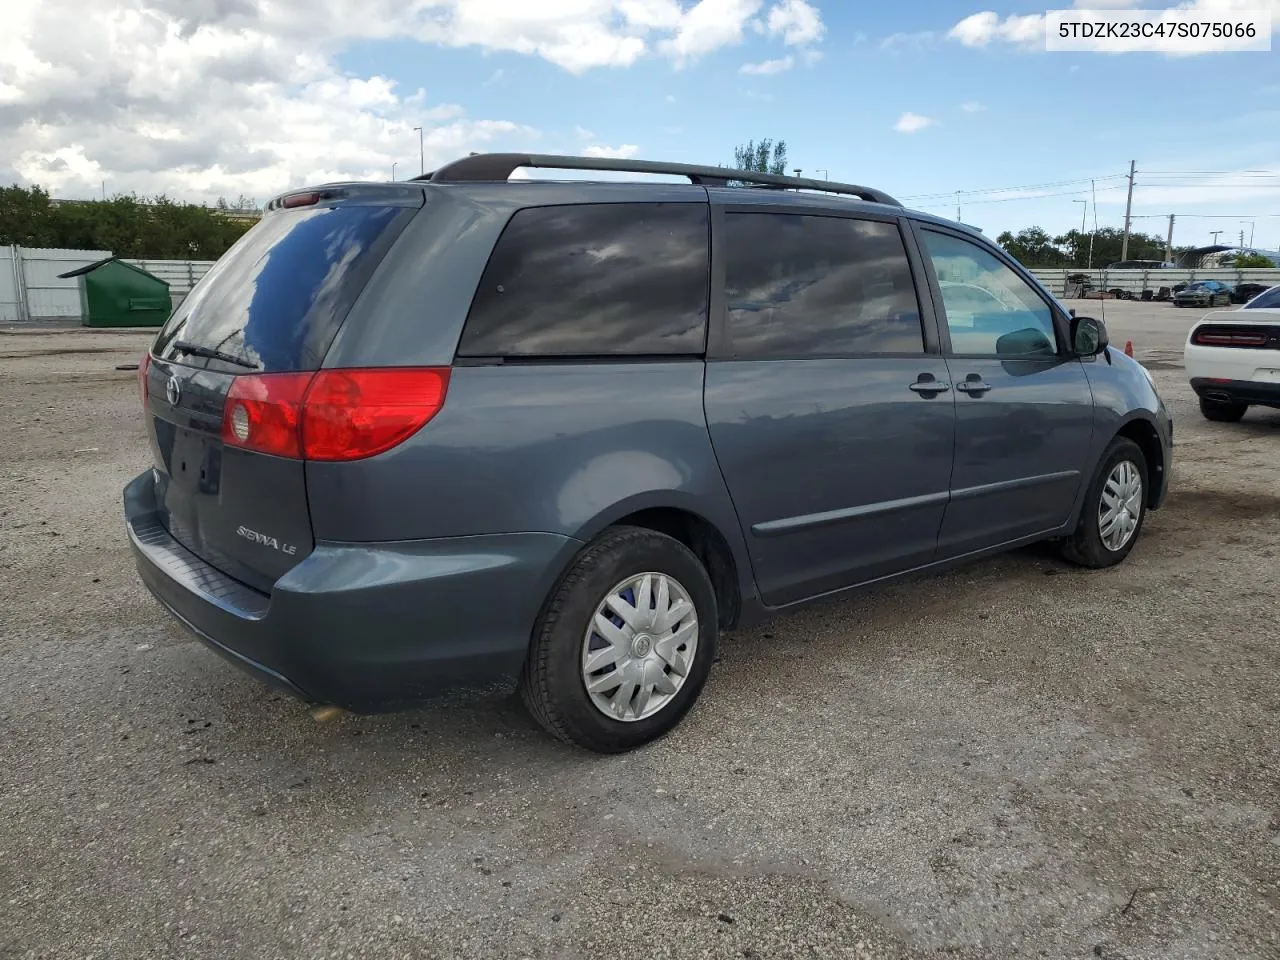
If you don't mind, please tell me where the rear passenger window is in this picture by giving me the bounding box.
[458,203,708,357]
[723,213,924,358]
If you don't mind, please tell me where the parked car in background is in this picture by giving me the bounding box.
[1174,280,1233,307]
[1231,281,1272,305]
[1186,302,1280,421]
[1241,284,1280,310]
[123,153,1174,753]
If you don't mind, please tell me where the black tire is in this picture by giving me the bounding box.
[1200,396,1248,422]
[1059,437,1149,569]
[519,526,718,753]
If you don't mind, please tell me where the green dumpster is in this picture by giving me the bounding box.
[57,257,172,328]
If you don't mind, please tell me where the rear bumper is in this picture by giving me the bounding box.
[124,470,581,712]
[1190,377,1280,408]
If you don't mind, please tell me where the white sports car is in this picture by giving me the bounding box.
[1185,288,1280,422]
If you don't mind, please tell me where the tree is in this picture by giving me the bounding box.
[0,185,58,247]
[733,139,788,175]
[995,224,1192,268]
[0,184,255,259]
[1226,251,1276,268]
[996,227,1067,267]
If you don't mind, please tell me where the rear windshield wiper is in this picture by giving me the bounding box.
[170,339,259,369]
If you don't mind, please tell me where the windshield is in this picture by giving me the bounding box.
[1244,285,1280,309]
[154,203,413,372]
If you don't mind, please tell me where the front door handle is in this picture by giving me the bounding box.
[909,376,951,395]
[955,375,992,396]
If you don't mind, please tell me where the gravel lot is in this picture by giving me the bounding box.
[1,302,1277,960]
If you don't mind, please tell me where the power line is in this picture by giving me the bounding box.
[898,174,1126,202]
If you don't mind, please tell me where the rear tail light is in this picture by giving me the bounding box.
[302,368,451,461]
[138,352,152,406]
[220,368,450,461]
[221,372,312,458]
[1192,327,1270,347]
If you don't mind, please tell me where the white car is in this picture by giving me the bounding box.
[1185,297,1280,422]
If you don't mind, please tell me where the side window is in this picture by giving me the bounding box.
[921,230,1059,358]
[723,213,924,359]
[457,203,708,357]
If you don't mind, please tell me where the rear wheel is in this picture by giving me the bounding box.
[1059,437,1148,569]
[519,526,717,753]
[1200,396,1248,422]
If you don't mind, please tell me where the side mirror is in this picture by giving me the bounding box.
[1071,315,1108,356]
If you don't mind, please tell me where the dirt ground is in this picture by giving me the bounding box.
[1,303,1277,960]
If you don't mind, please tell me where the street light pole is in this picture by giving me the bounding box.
[816,169,828,180]
[413,126,424,176]
[1209,230,1222,247]
[391,162,397,182]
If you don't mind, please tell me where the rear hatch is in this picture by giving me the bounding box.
[142,186,422,592]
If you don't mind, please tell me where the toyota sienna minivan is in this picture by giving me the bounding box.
[125,153,1173,752]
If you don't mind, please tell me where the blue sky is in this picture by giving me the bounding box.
[338,1,1280,248]
[6,0,1280,250]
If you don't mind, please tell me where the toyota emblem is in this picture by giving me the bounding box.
[165,375,182,407]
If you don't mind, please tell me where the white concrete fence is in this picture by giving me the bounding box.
[1031,267,1280,298]
[4,244,1279,325]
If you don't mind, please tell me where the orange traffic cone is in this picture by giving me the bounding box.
[1124,340,1134,357]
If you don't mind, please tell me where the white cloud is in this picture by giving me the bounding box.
[659,0,763,64]
[0,0,812,204]
[948,11,1044,48]
[894,112,937,134]
[881,30,936,51]
[949,2,1280,51]
[583,144,640,159]
[0,0,538,202]
[740,55,794,74]
[766,0,824,45]
[960,100,986,112]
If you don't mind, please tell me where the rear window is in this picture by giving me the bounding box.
[457,203,709,358]
[154,203,414,372]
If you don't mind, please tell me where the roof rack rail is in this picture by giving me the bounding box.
[412,153,900,206]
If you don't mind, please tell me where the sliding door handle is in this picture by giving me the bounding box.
[909,377,951,395]
[955,375,992,396]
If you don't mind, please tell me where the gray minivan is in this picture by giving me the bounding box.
[124,153,1173,752]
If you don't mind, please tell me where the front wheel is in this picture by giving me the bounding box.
[519,526,717,753]
[1059,437,1149,569]
[1200,396,1248,422]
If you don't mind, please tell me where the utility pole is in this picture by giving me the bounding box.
[1164,214,1175,264]
[413,126,424,175]
[1088,179,1097,270]
[1241,221,1255,249]
[1073,200,1087,266]
[955,191,962,222]
[1120,159,1136,261]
